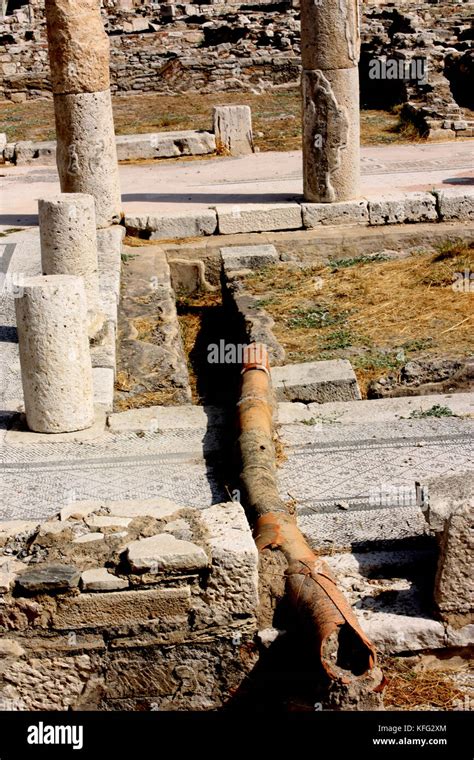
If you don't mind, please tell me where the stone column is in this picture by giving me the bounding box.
[44,0,121,228]
[15,275,94,433]
[38,193,103,335]
[301,0,361,202]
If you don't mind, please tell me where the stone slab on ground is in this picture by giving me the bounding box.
[368,192,438,225]
[302,200,369,227]
[4,409,106,444]
[215,203,303,235]
[435,189,474,221]
[116,130,216,161]
[107,405,226,433]
[272,360,362,403]
[125,210,217,240]
[126,533,209,573]
[220,243,278,271]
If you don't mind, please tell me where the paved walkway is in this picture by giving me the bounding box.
[1,141,473,229]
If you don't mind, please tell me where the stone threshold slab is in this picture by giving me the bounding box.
[5,408,107,443]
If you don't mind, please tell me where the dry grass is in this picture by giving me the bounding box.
[244,241,474,396]
[383,656,466,711]
[0,90,430,149]
[176,290,222,402]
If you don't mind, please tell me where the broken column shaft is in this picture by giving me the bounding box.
[38,193,102,335]
[300,0,361,202]
[15,275,94,433]
[44,0,121,228]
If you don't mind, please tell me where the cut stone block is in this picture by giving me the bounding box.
[92,367,114,410]
[213,105,254,156]
[272,360,361,403]
[200,502,258,619]
[215,203,302,235]
[16,564,80,593]
[435,190,474,221]
[52,587,190,629]
[126,534,209,573]
[125,210,217,240]
[169,259,216,295]
[357,611,446,654]
[116,130,215,161]
[302,200,369,227]
[368,193,437,225]
[107,405,225,433]
[73,532,104,544]
[80,568,128,592]
[86,515,131,530]
[220,244,278,271]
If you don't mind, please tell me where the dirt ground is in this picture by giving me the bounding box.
[242,240,474,397]
[0,90,423,149]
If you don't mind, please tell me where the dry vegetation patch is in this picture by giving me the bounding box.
[244,241,474,396]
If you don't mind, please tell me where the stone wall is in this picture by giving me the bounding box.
[0,499,260,710]
[1,0,473,119]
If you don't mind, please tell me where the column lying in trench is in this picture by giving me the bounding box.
[300,0,360,202]
[44,0,121,228]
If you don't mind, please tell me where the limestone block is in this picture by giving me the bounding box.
[38,194,100,322]
[92,367,114,410]
[16,564,80,593]
[0,133,6,158]
[200,502,259,619]
[169,259,216,295]
[358,611,446,653]
[220,244,278,271]
[126,534,209,573]
[52,587,191,629]
[368,192,438,225]
[14,140,35,165]
[137,210,217,241]
[435,502,473,623]
[302,68,360,203]
[54,91,122,228]
[300,0,360,70]
[272,360,362,403]
[213,105,254,156]
[15,275,94,433]
[302,200,369,227]
[4,143,15,163]
[215,203,302,234]
[435,189,474,221]
[80,568,128,592]
[115,130,215,161]
[44,0,110,94]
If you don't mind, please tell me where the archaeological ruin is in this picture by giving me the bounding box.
[0,0,472,739]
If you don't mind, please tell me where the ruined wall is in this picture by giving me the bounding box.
[0,0,473,118]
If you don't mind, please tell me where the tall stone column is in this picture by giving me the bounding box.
[44,0,121,228]
[301,0,361,202]
[15,275,94,433]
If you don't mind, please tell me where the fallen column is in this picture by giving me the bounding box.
[44,0,121,228]
[38,193,103,336]
[300,0,360,202]
[15,275,94,433]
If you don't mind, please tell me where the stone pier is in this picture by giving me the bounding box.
[44,0,121,228]
[300,0,360,202]
[15,275,94,433]
[38,194,102,335]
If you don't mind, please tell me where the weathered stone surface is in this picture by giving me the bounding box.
[434,502,473,621]
[38,193,101,328]
[216,203,302,234]
[300,0,360,70]
[357,610,446,653]
[302,200,368,227]
[302,68,360,202]
[54,90,121,228]
[368,192,438,225]
[107,406,225,433]
[73,532,104,544]
[86,515,132,530]
[199,502,258,620]
[213,105,254,156]
[16,564,80,593]
[14,140,35,164]
[126,534,209,573]
[435,190,474,222]
[92,367,114,410]
[44,0,110,94]
[116,130,215,161]
[15,275,94,433]
[81,568,128,592]
[52,587,190,629]
[272,360,361,403]
[220,244,278,271]
[169,259,216,295]
[126,210,217,241]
